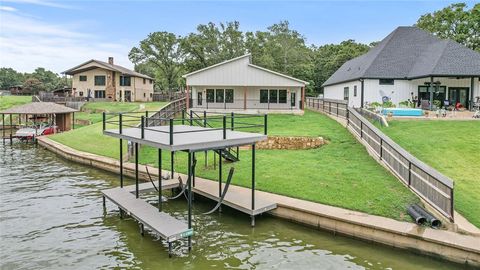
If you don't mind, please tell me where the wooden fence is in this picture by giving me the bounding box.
[306,97,454,221]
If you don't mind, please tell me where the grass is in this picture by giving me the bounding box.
[136,110,419,221]
[379,120,480,228]
[74,102,158,126]
[0,95,32,111]
[50,102,167,158]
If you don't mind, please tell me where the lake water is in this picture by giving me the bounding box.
[0,141,470,269]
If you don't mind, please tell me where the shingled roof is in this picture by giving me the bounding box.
[323,26,480,87]
[63,59,153,80]
[1,102,77,114]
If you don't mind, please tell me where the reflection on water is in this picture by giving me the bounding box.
[0,142,469,269]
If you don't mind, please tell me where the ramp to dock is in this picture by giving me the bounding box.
[102,187,192,243]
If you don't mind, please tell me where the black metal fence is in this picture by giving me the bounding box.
[306,97,455,221]
[102,103,267,146]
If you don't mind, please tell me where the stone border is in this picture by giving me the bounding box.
[254,136,326,150]
[37,136,480,267]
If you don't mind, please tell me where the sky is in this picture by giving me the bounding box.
[0,0,475,74]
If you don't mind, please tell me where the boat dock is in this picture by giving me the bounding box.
[101,111,270,256]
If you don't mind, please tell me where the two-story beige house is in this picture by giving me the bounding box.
[63,57,154,102]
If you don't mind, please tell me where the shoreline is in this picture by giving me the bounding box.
[36,136,480,267]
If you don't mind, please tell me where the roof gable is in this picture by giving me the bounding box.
[323,26,480,86]
[184,54,308,87]
[63,59,153,80]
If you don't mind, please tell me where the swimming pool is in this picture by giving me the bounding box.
[382,108,423,116]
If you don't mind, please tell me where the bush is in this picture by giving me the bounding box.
[383,101,396,108]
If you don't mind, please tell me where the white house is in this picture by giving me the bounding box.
[64,57,154,102]
[323,27,480,110]
[183,54,308,114]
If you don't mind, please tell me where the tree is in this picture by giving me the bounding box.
[0,68,24,89]
[245,21,314,92]
[30,67,65,91]
[23,78,44,94]
[180,21,246,72]
[416,3,480,51]
[129,31,183,91]
[313,40,371,93]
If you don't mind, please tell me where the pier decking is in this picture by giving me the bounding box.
[193,179,277,216]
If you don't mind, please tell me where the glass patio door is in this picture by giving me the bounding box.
[448,87,469,108]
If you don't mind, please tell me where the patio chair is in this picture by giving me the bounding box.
[420,100,430,110]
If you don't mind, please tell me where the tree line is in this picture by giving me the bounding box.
[129,2,479,94]
[0,67,70,94]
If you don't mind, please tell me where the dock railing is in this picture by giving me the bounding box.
[103,108,267,146]
[306,97,454,221]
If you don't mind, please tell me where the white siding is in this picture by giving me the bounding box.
[324,77,480,107]
[186,56,305,87]
[323,81,361,107]
[191,86,302,110]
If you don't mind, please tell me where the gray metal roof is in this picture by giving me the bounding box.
[1,102,77,114]
[104,125,267,152]
[323,26,480,86]
[63,59,153,80]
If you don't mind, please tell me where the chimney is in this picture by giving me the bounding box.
[108,57,114,65]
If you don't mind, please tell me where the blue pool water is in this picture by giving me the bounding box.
[382,108,423,116]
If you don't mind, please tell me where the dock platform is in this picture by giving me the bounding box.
[102,186,192,256]
[193,179,277,216]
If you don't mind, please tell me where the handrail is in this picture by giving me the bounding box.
[306,97,455,221]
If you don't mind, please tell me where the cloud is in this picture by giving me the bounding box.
[1,0,76,9]
[0,10,134,73]
[0,6,17,12]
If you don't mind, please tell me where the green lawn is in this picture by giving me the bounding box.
[136,110,418,221]
[379,120,480,228]
[0,95,32,111]
[50,102,167,158]
[74,101,157,127]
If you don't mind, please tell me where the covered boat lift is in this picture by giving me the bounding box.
[101,111,276,256]
[1,102,77,143]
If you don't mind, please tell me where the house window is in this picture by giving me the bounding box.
[143,93,146,98]
[225,89,234,103]
[269,89,278,103]
[354,85,357,97]
[379,79,394,85]
[94,76,106,86]
[260,89,269,103]
[79,91,84,96]
[149,79,153,84]
[278,90,287,104]
[150,93,153,98]
[215,89,224,103]
[120,76,131,86]
[344,87,349,101]
[94,90,105,98]
[143,78,146,84]
[79,75,87,81]
[206,89,214,103]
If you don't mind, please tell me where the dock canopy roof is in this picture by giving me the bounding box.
[323,26,480,87]
[1,102,78,114]
[183,54,309,87]
[63,59,153,80]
